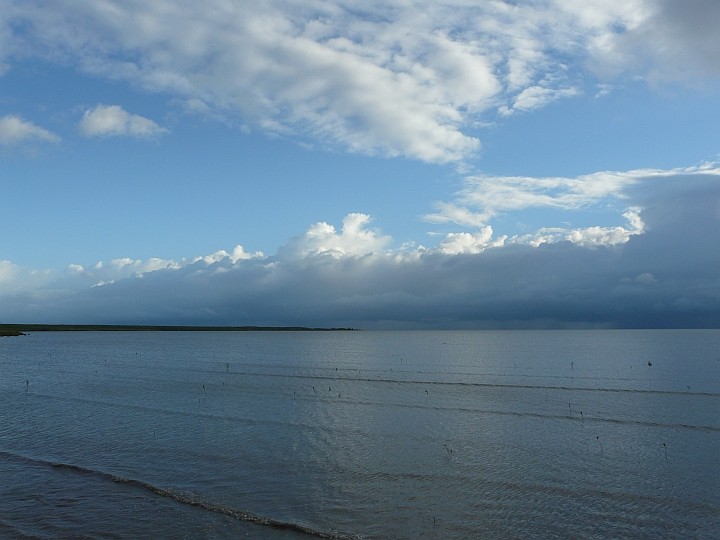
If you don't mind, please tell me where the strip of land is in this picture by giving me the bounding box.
[0,328,26,337]
[0,324,356,336]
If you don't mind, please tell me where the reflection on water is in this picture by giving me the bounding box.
[1,330,719,538]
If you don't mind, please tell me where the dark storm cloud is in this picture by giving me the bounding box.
[612,0,720,82]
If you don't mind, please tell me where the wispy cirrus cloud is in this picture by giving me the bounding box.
[426,163,720,228]
[79,105,167,138]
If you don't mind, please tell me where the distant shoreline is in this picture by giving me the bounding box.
[0,328,26,337]
[0,324,357,336]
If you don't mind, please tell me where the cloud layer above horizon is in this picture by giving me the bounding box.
[2,167,719,329]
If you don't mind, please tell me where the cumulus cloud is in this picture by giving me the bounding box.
[1,169,719,328]
[279,213,391,260]
[79,105,167,138]
[438,227,506,255]
[194,245,264,266]
[4,0,710,162]
[511,207,645,249]
[0,114,60,145]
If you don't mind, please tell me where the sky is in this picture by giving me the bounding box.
[1,0,720,329]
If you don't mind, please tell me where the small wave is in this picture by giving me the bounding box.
[29,388,720,435]
[0,450,360,540]
[39,363,720,398]
[0,518,41,540]
[211,370,720,398]
[338,398,720,433]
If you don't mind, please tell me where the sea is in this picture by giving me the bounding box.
[1,330,719,539]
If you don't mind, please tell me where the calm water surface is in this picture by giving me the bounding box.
[1,330,719,538]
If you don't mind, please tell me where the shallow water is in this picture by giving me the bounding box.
[1,330,719,538]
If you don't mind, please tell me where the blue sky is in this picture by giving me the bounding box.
[2,0,720,328]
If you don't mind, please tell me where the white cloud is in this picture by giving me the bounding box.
[7,0,709,162]
[194,245,264,265]
[594,83,613,98]
[0,115,60,145]
[0,259,54,295]
[502,85,579,115]
[425,202,490,229]
[0,244,264,294]
[438,227,506,255]
[98,257,178,277]
[72,246,263,286]
[433,206,644,254]
[428,164,720,227]
[280,213,391,260]
[511,207,645,249]
[0,260,19,284]
[79,105,167,138]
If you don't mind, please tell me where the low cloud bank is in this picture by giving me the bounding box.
[2,172,719,329]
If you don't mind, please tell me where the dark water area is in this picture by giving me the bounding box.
[1,330,719,538]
